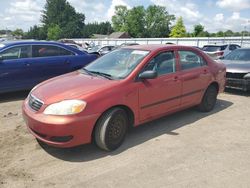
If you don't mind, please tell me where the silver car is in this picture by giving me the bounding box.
[202,44,241,60]
[220,48,250,91]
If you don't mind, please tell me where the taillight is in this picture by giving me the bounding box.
[216,51,224,56]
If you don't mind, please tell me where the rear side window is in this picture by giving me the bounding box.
[32,45,74,57]
[144,51,176,76]
[178,51,206,70]
[0,45,31,60]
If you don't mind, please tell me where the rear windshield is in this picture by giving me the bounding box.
[202,45,227,52]
[224,49,250,61]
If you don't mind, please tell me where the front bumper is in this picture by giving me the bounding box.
[226,78,250,91]
[22,99,100,148]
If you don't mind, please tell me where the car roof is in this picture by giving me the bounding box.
[2,40,66,47]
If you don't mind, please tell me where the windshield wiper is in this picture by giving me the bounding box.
[80,68,94,76]
[89,71,114,80]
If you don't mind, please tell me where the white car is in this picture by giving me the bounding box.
[202,44,241,60]
[65,43,87,52]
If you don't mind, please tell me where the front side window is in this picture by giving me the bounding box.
[84,49,150,79]
[178,50,206,70]
[143,51,176,76]
[0,45,31,60]
[32,45,73,57]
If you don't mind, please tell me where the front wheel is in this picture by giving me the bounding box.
[94,108,128,151]
[198,85,218,112]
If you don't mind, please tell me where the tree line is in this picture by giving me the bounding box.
[1,0,249,40]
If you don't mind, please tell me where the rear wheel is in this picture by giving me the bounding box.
[94,108,128,151]
[198,85,218,112]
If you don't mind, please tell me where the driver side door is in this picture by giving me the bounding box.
[138,51,182,122]
[0,45,32,93]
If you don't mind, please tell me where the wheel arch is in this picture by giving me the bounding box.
[208,81,219,93]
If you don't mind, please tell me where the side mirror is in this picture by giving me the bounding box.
[139,70,157,80]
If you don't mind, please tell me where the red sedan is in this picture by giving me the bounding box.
[22,45,226,151]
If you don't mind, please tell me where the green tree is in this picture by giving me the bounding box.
[126,6,145,37]
[41,0,85,38]
[193,24,204,37]
[170,17,186,37]
[224,30,234,37]
[112,6,129,32]
[24,25,46,40]
[47,24,62,40]
[12,29,24,38]
[112,5,175,38]
[144,5,175,37]
[216,31,224,37]
[82,22,113,38]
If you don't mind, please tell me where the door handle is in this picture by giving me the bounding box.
[64,60,70,64]
[25,63,30,66]
[173,76,179,81]
[203,69,208,74]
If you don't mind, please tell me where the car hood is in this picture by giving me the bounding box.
[220,60,250,73]
[32,71,119,104]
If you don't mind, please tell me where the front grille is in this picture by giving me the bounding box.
[226,72,246,79]
[28,94,44,111]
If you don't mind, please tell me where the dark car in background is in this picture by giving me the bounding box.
[0,41,97,93]
[220,48,250,91]
[202,44,240,60]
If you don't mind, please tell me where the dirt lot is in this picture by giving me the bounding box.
[0,90,250,188]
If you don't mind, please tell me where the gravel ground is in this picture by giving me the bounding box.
[0,90,250,188]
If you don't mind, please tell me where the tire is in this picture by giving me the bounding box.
[94,108,128,151]
[198,85,218,112]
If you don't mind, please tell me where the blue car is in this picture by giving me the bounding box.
[0,41,97,93]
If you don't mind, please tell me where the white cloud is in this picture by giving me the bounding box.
[67,0,107,22]
[203,12,250,32]
[8,0,41,15]
[150,0,202,31]
[107,0,131,20]
[0,0,42,30]
[216,0,250,11]
[214,13,224,22]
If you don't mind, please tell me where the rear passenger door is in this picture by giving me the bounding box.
[178,50,211,107]
[30,45,74,83]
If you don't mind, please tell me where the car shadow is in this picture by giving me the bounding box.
[0,91,30,102]
[224,88,250,97]
[39,99,233,162]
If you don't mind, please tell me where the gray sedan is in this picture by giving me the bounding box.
[220,48,250,91]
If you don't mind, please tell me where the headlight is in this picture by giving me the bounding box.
[44,100,87,115]
[244,73,250,79]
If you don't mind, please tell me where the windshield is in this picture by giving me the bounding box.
[224,49,250,61]
[84,48,150,79]
[202,45,227,52]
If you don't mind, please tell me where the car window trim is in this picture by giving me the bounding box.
[0,44,32,61]
[31,44,77,58]
[135,49,178,81]
[177,49,208,71]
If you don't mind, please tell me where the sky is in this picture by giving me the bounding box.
[0,0,250,33]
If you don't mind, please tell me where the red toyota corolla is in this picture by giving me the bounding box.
[22,45,226,151]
